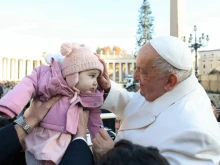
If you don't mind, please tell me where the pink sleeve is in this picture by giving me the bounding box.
[0,69,39,118]
[87,108,103,139]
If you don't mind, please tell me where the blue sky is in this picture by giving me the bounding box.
[0,0,219,58]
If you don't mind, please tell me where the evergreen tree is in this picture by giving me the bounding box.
[135,0,154,57]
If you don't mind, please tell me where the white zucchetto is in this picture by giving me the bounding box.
[150,36,192,70]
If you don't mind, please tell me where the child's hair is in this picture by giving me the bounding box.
[97,139,170,165]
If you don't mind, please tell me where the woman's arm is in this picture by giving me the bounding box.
[60,108,94,165]
[0,96,60,163]
[0,123,23,162]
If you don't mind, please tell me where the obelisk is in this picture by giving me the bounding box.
[170,0,186,38]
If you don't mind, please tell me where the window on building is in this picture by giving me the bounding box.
[203,64,205,69]
[211,64,213,68]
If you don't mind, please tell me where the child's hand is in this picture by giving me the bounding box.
[75,107,89,140]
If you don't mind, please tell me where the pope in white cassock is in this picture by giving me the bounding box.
[93,36,220,165]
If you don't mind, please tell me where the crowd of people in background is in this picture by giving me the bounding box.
[0,81,19,98]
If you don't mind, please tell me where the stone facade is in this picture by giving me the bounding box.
[200,69,220,93]
[198,49,220,75]
[100,54,136,83]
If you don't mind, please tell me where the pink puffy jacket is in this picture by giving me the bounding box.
[0,59,103,138]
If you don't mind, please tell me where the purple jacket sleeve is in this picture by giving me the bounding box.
[0,69,39,118]
[87,108,103,139]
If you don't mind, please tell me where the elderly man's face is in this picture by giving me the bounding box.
[134,44,169,102]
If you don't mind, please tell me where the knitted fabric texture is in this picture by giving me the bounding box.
[60,42,103,78]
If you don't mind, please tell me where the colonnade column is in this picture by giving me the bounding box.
[15,59,18,80]
[10,59,14,80]
[23,60,27,78]
[131,63,134,74]
[125,63,129,75]
[119,62,122,82]
[133,63,136,73]
[27,60,33,75]
[113,62,116,81]
[106,62,109,73]
[19,60,24,80]
[7,58,10,80]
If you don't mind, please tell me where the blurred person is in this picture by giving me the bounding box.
[115,117,121,134]
[0,83,3,99]
[2,81,10,97]
[97,138,169,165]
[211,100,219,120]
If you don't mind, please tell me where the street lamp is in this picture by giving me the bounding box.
[183,25,209,78]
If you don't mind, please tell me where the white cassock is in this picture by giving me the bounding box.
[101,74,220,165]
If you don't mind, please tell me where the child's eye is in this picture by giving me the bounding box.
[90,75,95,78]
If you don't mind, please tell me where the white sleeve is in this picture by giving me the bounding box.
[72,137,87,144]
[159,129,220,165]
[101,80,135,118]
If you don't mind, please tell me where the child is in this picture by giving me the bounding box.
[0,42,104,164]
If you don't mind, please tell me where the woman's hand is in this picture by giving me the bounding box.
[23,96,61,129]
[74,107,89,140]
[15,96,61,142]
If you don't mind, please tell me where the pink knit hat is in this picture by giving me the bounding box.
[60,42,103,86]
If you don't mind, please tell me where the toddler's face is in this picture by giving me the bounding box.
[75,69,100,94]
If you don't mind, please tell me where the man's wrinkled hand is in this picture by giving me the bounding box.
[92,128,114,162]
[94,55,111,92]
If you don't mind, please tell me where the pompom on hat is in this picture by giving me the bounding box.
[60,42,103,87]
[149,36,192,70]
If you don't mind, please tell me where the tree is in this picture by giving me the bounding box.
[113,46,121,55]
[96,47,101,54]
[135,0,154,57]
[102,46,111,54]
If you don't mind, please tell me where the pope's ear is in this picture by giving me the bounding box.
[164,73,178,91]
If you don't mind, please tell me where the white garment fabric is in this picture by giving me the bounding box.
[101,74,220,165]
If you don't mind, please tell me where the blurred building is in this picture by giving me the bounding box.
[0,53,136,83]
[0,54,44,81]
[199,49,220,108]
[100,52,136,83]
[198,49,220,75]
